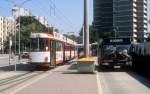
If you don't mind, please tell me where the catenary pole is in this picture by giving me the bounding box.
[84,0,89,57]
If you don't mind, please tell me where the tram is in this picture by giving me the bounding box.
[29,32,77,68]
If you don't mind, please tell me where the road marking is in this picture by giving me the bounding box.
[96,71,103,94]
[10,65,66,94]
[0,57,8,59]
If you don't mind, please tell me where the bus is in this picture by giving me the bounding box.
[98,38,132,68]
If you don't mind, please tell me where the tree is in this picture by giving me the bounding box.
[78,24,99,44]
[89,25,98,43]
[4,16,53,53]
[63,34,78,43]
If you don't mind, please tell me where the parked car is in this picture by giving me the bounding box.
[21,52,29,59]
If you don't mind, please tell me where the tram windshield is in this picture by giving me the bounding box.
[31,38,49,52]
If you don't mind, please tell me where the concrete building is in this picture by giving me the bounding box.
[93,0,148,42]
[35,16,49,27]
[0,16,4,52]
[12,5,49,27]
[12,5,32,19]
[0,16,16,53]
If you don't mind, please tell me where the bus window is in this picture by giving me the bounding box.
[116,46,129,54]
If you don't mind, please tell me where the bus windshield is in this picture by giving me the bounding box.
[103,45,129,55]
[116,46,129,54]
[103,45,114,55]
[31,38,49,52]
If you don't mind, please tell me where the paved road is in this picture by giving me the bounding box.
[14,64,99,94]
[98,68,150,94]
[0,59,46,94]
[0,56,149,94]
[0,54,29,67]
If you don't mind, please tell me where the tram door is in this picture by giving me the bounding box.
[50,40,56,67]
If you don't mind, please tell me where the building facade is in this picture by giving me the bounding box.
[0,16,15,53]
[94,0,113,32]
[12,5,32,19]
[93,0,148,42]
[0,16,4,52]
[35,16,49,27]
[12,5,49,27]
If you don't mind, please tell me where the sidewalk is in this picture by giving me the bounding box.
[14,63,99,94]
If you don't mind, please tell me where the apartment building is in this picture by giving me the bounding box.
[12,5,49,27]
[93,0,148,42]
[0,16,15,53]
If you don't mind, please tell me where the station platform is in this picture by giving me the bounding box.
[14,62,99,94]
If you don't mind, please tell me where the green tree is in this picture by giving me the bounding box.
[4,16,53,53]
[63,34,78,43]
[78,24,99,44]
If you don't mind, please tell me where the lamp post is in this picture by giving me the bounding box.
[16,0,32,61]
[4,0,32,70]
[84,0,89,57]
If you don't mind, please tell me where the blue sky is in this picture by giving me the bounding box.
[0,0,149,35]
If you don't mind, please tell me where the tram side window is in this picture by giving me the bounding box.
[56,41,63,51]
[65,44,70,51]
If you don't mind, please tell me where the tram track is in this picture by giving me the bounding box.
[0,71,45,93]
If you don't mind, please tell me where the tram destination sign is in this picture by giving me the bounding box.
[102,38,131,45]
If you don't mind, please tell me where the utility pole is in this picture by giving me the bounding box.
[18,6,21,62]
[9,35,12,65]
[14,21,16,55]
[84,0,89,57]
[82,25,84,45]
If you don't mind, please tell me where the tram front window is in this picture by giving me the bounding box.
[31,38,49,52]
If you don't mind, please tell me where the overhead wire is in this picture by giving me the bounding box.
[3,0,79,34]
[49,0,76,27]
[34,0,71,32]
[35,0,75,33]
[47,0,79,33]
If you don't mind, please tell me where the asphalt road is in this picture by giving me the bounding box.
[0,57,46,94]
[0,56,149,94]
[0,54,29,68]
[98,68,150,94]
[0,54,21,66]
[14,64,99,94]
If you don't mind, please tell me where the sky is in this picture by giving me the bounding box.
[0,0,149,35]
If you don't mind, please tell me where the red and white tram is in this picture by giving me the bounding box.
[29,32,76,68]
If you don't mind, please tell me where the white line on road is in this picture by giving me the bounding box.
[9,65,66,94]
[0,57,8,59]
[96,71,103,94]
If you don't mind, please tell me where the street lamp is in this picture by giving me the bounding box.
[16,1,33,61]
[4,0,32,64]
